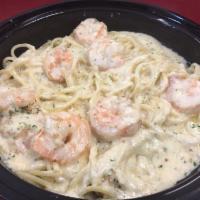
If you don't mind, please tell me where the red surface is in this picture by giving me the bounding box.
[0,0,200,24]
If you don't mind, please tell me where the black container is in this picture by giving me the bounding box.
[0,1,200,199]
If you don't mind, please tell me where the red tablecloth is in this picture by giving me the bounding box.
[0,0,200,24]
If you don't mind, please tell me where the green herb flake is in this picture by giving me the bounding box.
[193,161,197,167]
[163,147,167,152]
[32,124,38,130]
[184,172,188,176]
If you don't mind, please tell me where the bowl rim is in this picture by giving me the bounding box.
[0,0,200,200]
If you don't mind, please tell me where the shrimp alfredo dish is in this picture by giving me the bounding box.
[0,18,200,199]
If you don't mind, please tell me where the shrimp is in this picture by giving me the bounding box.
[43,47,72,83]
[165,75,200,114]
[88,38,125,71]
[73,18,107,46]
[0,112,44,153]
[89,96,140,141]
[0,86,35,111]
[31,112,91,164]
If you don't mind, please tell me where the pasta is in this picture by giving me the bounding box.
[0,18,200,199]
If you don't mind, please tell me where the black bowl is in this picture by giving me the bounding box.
[0,1,200,200]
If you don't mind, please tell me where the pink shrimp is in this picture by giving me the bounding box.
[0,86,35,111]
[165,75,200,114]
[88,38,125,71]
[73,18,108,46]
[89,96,140,141]
[31,112,91,164]
[43,47,72,83]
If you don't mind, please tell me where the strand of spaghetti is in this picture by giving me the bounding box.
[110,31,145,51]
[7,68,27,85]
[39,93,71,101]
[64,36,85,48]
[167,110,189,124]
[11,43,35,58]
[89,73,102,106]
[0,69,13,82]
[68,167,89,191]
[127,55,150,73]
[151,72,169,95]
[16,171,52,187]
[50,37,63,48]
[107,82,133,95]
[27,68,42,87]
[68,145,98,191]
[80,185,117,199]
[41,95,80,112]
[2,56,15,67]
[62,85,83,93]
[28,169,62,177]
[65,58,79,86]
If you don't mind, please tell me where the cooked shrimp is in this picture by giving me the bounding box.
[89,96,140,141]
[31,112,91,164]
[73,18,107,46]
[88,38,125,71]
[0,86,35,111]
[43,47,72,83]
[165,75,200,114]
[0,112,44,153]
[15,131,36,153]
